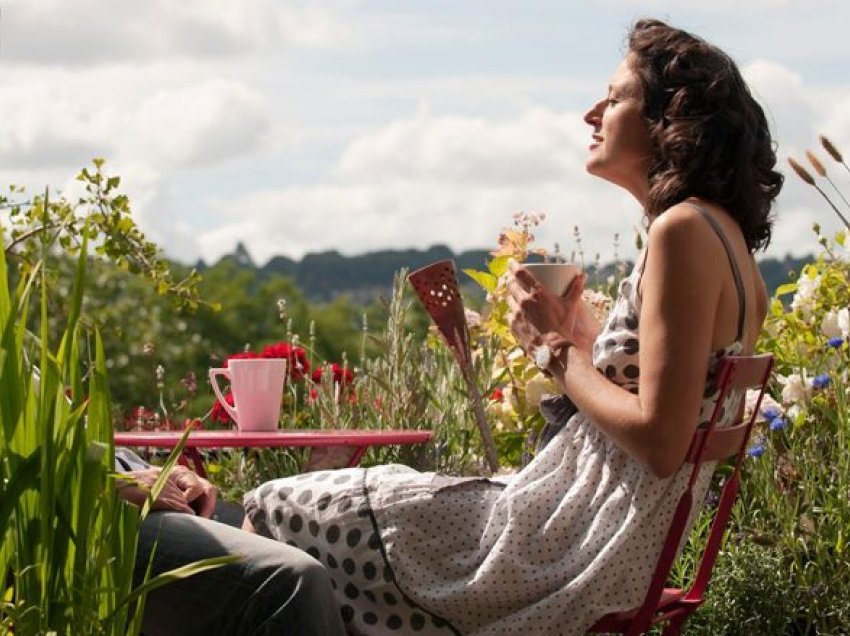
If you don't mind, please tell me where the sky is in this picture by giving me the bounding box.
[2,0,850,268]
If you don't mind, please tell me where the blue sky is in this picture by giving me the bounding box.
[2,0,850,266]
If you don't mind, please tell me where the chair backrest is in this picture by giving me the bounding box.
[622,353,774,634]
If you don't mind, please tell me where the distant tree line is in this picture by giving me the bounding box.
[198,241,812,304]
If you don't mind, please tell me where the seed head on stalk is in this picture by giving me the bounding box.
[807,148,850,210]
[788,156,850,231]
[820,135,844,163]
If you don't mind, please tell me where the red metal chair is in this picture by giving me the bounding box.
[589,353,774,636]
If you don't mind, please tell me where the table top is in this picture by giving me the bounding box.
[114,428,434,448]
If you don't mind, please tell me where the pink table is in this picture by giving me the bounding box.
[114,429,434,478]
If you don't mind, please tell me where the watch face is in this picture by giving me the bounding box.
[535,344,552,370]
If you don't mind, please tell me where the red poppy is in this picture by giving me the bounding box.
[261,342,310,382]
[210,391,235,426]
[224,351,260,366]
[310,363,353,387]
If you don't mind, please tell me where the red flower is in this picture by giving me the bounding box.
[311,363,353,387]
[210,391,236,426]
[224,351,260,366]
[490,388,504,402]
[261,342,310,382]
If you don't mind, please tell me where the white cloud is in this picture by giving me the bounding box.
[1,0,357,66]
[0,65,272,172]
[743,60,816,151]
[129,79,271,168]
[334,107,586,185]
[741,60,850,252]
[3,1,850,271]
[600,0,793,11]
[197,108,637,265]
[190,56,850,267]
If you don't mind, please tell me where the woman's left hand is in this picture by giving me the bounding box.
[505,259,586,355]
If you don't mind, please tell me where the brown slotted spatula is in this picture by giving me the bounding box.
[408,260,499,473]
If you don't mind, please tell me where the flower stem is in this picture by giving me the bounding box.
[825,175,850,210]
[814,183,850,231]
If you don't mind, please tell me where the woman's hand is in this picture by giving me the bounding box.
[505,259,586,355]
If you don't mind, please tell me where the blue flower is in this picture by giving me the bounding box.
[812,374,831,390]
[769,416,788,432]
[762,406,782,421]
[747,443,766,458]
[827,337,844,348]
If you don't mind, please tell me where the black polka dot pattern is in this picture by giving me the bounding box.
[243,260,745,634]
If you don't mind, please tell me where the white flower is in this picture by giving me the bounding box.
[762,317,779,339]
[485,388,518,430]
[790,274,820,317]
[822,310,842,339]
[786,403,805,423]
[524,372,558,407]
[744,389,782,422]
[779,373,811,405]
[838,307,850,338]
[464,309,482,329]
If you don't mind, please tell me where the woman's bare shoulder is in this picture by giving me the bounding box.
[646,203,725,264]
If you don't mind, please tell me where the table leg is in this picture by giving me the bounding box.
[184,448,207,478]
[346,445,367,468]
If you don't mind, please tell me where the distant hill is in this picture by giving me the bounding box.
[197,242,811,304]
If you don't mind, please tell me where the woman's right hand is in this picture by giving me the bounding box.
[569,290,603,354]
[506,261,589,354]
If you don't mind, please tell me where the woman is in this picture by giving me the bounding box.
[244,19,782,635]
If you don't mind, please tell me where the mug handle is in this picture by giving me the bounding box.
[209,368,239,422]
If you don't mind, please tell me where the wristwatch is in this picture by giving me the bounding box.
[533,333,571,373]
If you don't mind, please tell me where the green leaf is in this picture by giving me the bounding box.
[488,255,511,277]
[775,282,797,297]
[0,450,40,532]
[109,555,240,620]
[463,268,497,293]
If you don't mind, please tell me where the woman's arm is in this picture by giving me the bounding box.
[509,205,725,478]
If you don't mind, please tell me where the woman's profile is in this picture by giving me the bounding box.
[243,18,783,635]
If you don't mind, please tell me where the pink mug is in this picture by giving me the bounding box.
[209,358,287,431]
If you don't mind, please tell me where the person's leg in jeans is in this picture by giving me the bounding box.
[135,505,346,636]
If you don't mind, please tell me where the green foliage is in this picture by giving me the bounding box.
[0,166,233,634]
[208,270,492,498]
[0,235,143,634]
[2,160,205,313]
[666,228,850,634]
[681,543,798,634]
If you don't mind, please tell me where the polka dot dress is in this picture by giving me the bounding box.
[245,259,743,635]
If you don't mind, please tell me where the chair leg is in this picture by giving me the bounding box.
[661,614,689,636]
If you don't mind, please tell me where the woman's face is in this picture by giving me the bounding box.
[583,56,652,202]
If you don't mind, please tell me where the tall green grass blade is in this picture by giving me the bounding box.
[0,451,39,533]
[104,554,241,626]
[141,425,193,520]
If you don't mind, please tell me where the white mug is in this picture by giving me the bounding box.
[209,358,287,431]
[523,262,581,296]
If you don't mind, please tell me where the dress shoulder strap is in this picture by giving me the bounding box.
[682,201,747,342]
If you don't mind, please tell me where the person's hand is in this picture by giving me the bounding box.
[172,465,218,518]
[505,259,586,355]
[117,465,218,518]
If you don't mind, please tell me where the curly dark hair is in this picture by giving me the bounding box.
[627,19,783,251]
